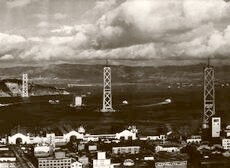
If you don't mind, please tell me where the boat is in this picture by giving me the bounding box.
[48,99,60,105]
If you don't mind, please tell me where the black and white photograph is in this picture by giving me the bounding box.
[0,0,229,167]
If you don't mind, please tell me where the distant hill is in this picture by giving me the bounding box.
[0,79,68,97]
[0,64,229,85]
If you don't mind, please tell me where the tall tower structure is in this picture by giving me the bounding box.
[22,73,29,98]
[203,60,215,129]
[101,60,115,112]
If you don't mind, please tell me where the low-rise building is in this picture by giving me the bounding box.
[112,146,140,154]
[83,135,99,142]
[115,130,137,140]
[222,138,230,150]
[225,125,230,137]
[78,155,89,166]
[78,143,85,151]
[148,135,166,140]
[155,145,180,153]
[143,156,154,161]
[63,131,84,142]
[88,145,97,152]
[0,138,7,144]
[0,146,16,168]
[93,152,112,168]
[8,127,85,145]
[38,151,75,168]
[8,127,137,145]
[154,152,188,168]
[155,161,187,168]
[34,143,53,157]
[139,135,166,141]
[8,133,30,144]
[71,161,82,168]
[186,135,202,144]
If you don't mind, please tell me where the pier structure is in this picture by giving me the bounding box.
[22,73,29,98]
[101,60,115,112]
[203,60,215,129]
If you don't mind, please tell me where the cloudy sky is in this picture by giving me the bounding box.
[0,0,230,66]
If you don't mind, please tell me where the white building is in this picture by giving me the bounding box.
[8,129,84,145]
[144,156,154,161]
[38,157,73,168]
[93,152,112,168]
[155,161,187,168]
[83,135,99,142]
[34,143,52,157]
[71,161,83,168]
[115,130,137,140]
[140,135,166,141]
[8,133,30,144]
[225,125,230,137]
[63,130,84,142]
[75,96,82,106]
[186,135,202,144]
[222,139,230,150]
[0,146,16,168]
[78,155,89,166]
[212,117,221,138]
[7,127,137,145]
[112,146,140,154]
[78,126,85,134]
[155,145,180,153]
[0,138,6,144]
[38,151,76,168]
[8,132,63,145]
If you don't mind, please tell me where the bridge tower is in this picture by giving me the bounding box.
[101,60,115,112]
[203,59,215,129]
[22,73,29,98]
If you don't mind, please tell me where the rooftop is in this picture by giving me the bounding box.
[154,152,188,162]
[38,156,71,160]
[0,150,15,158]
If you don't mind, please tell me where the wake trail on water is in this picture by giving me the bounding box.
[136,99,172,108]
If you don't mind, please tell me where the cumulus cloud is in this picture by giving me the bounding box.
[90,0,230,49]
[51,26,73,34]
[28,37,44,43]
[0,54,14,60]
[83,0,124,22]
[50,0,230,51]
[2,0,230,65]
[0,33,26,58]
[37,21,49,28]
[54,13,68,20]
[6,0,38,8]
[33,14,47,20]
[0,33,26,44]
